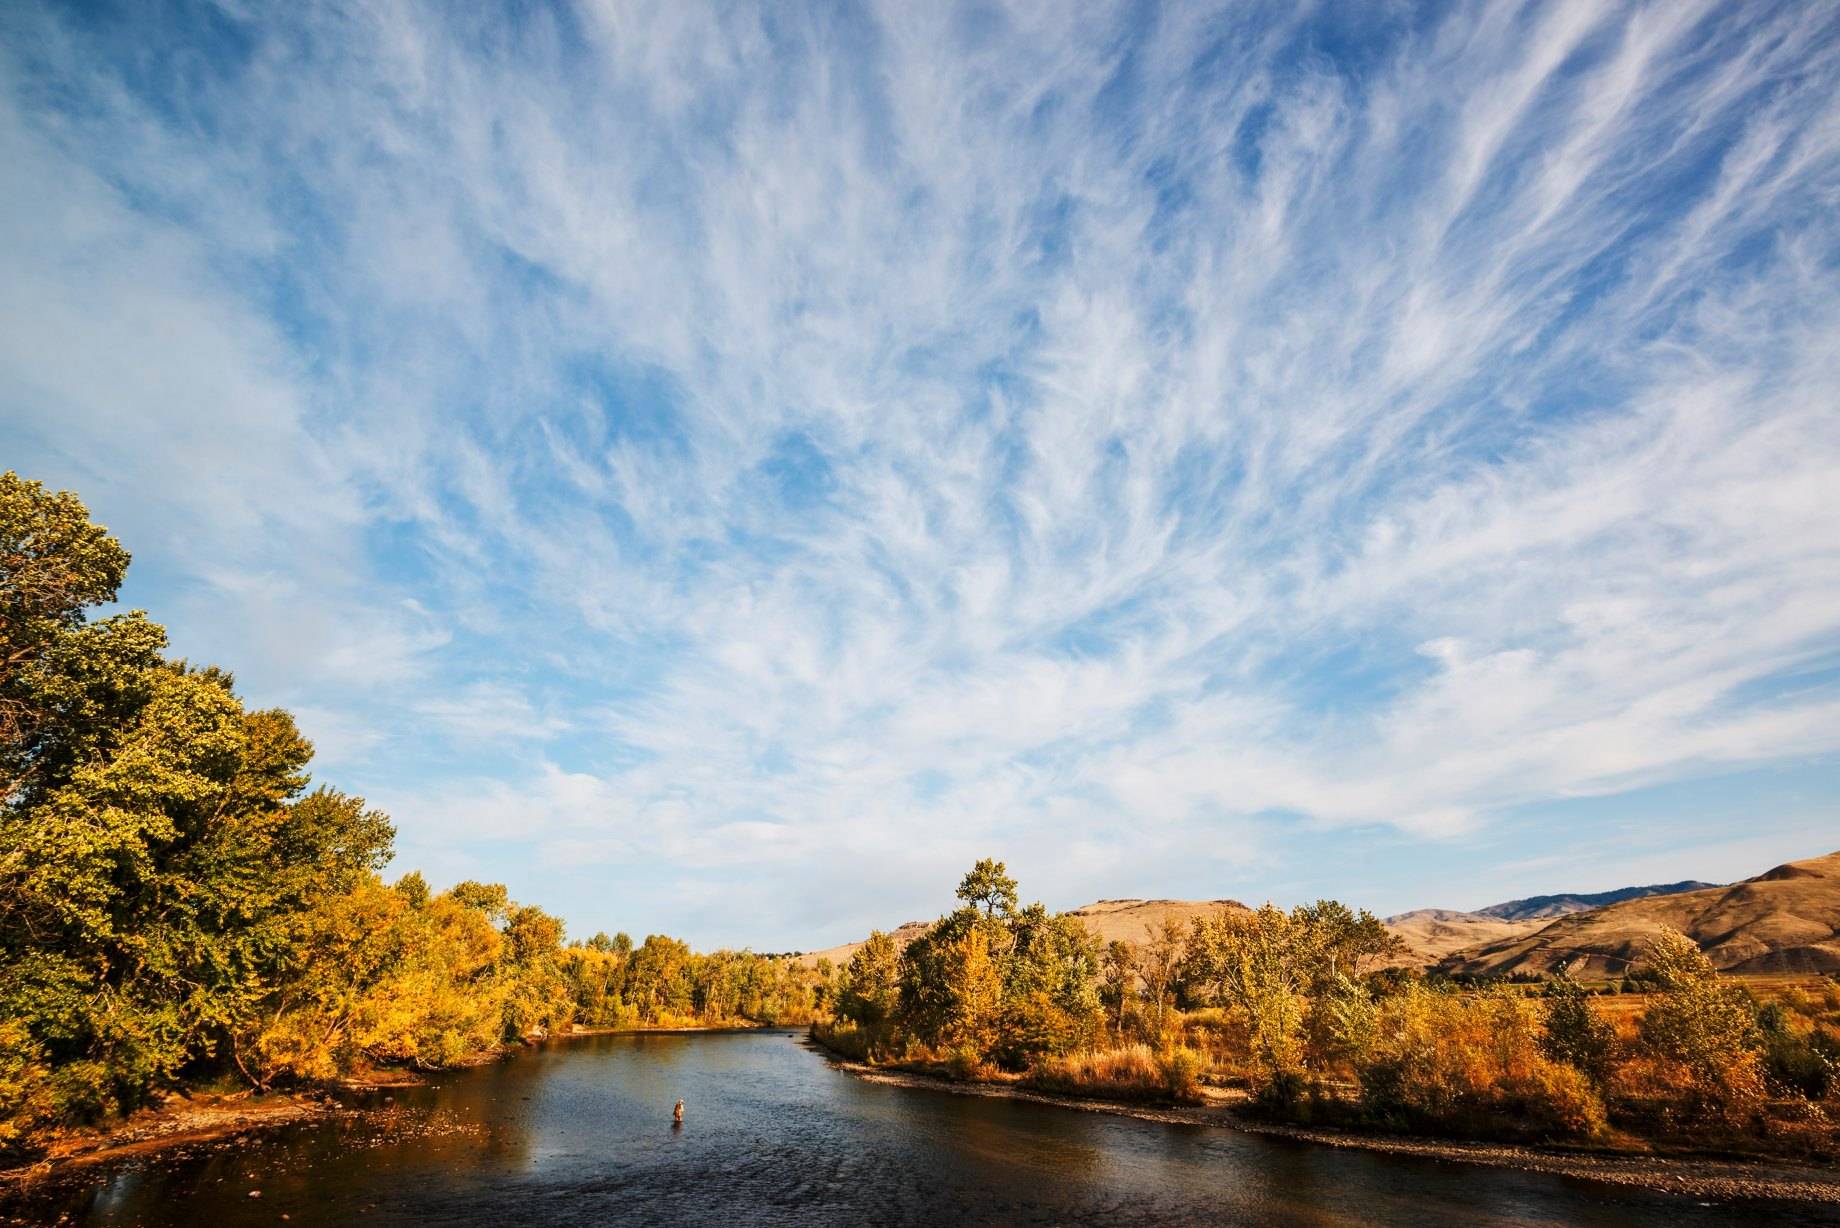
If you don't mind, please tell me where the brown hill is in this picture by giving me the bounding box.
[1383,909,1547,965]
[1440,849,1840,978]
[1061,898,1248,946]
[793,919,932,969]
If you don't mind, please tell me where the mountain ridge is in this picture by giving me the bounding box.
[1476,880,1720,921]
[1441,850,1840,977]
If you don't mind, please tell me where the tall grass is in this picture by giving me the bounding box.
[1024,1044,1204,1103]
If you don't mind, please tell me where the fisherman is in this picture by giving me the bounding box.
[673,1099,684,1123]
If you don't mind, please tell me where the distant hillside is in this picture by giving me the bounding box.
[794,853,1834,977]
[1476,880,1719,921]
[1441,850,1840,978]
[1383,909,1546,965]
[793,919,932,969]
[1061,898,1248,946]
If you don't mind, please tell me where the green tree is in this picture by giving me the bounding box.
[1291,899,1406,981]
[0,474,401,1150]
[0,471,133,803]
[956,858,1018,919]
[1540,973,1614,1085]
[1137,918,1187,1041]
[895,862,1102,1068]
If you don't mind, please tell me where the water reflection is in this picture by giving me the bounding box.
[4,1031,1832,1228]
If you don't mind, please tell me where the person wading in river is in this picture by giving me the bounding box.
[673,1099,684,1124]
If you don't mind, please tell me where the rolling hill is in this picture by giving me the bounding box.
[1441,850,1840,977]
[1382,909,1547,965]
[792,852,1838,977]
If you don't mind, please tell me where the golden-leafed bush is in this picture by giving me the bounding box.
[1160,1045,1205,1101]
[1352,984,1607,1141]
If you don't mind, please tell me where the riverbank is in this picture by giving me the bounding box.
[0,1091,336,1190]
[812,1044,1840,1205]
[560,1021,783,1036]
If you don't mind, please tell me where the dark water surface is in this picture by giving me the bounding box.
[9,1030,1837,1227]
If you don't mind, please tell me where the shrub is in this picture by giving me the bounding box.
[0,1023,60,1159]
[1757,1004,1838,1101]
[1159,1045,1205,1102]
[946,1044,991,1081]
[811,1020,872,1062]
[1352,984,1606,1141]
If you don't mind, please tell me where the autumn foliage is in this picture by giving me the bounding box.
[816,856,1839,1159]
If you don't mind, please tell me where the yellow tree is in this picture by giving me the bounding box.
[942,926,1004,1058]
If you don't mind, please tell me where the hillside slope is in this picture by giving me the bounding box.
[1062,898,1248,946]
[1441,850,1840,977]
[1383,909,1546,965]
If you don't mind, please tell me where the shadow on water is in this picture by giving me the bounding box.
[7,1030,1838,1227]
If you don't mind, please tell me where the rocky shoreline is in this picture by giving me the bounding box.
[819,1051,1840,1205]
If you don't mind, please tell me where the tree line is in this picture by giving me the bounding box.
[0,473,826,1159]
[824,860,1840,1151]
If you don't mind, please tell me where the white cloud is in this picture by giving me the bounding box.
[3,0,1838,942]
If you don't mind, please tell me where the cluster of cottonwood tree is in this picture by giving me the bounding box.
[0,474,824,1159]
[822,860,1106,1075]
[825,860,1839,1148]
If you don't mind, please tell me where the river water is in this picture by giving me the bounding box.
[8,1030,1836,1227]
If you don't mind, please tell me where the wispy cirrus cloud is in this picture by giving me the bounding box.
[2,1,1837,944]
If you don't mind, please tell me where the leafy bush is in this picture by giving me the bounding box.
[1351,984,1607,1141]
[1757,1004,1838,1101]
[1159,1045,1205,1102]
[811,1020,873,1062]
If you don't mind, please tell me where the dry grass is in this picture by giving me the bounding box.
[1024,1044,1203,1103]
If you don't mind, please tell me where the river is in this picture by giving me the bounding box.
[9,1030,1836,1226]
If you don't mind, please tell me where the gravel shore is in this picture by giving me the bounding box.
[826,1055,1840,1205]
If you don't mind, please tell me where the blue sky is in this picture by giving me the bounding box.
[3,1,1838,949]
